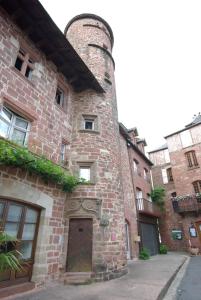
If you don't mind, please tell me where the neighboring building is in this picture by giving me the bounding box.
[149,115,201,252]
[0,0,159,296]
[119,124,160,257]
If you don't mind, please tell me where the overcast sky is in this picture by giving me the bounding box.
[40,0,201,151]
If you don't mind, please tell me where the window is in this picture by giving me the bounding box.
[143,168,149,181]
[0,199,40,285]
[167,168,173,182]
[55,87,64,108]
[192,181,201,194]
[185,151,199,168]
[79,166,91,181]
[161,168,168,184]
[60,142,67,164]
[84,119,94,130]
[133,160,140,175]
[77,162,96,184]
[0,106,30,146]
[14,49,34,80]
[80,115,99,132]
[136,188,143,199]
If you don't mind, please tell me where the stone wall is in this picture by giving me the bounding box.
[0,8,73,163]
[0,165,67,285]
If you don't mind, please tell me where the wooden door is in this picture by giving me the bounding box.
[0,199,40,288]
[66,218,93,272]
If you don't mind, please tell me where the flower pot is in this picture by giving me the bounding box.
[189,247,199,255]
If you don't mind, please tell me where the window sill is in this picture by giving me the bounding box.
[187,166,200,171]
[79,181,96,186]
[79,129,100,134]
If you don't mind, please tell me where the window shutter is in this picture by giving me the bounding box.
[161,168,168,184]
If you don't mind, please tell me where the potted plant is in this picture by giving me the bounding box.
[0,231,23,273]
[188,240,199,256]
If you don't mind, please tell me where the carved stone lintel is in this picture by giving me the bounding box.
[66,198,102,219]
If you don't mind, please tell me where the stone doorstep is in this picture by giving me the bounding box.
[0,282,36,299]
[62,272,93,285]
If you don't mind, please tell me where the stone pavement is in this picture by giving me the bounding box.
[14,252,187,300]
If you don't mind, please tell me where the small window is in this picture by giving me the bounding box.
[60,143,66,164]
[143,168,149,180]
[84,119,94,130]
[79,166,91,181]
[185,151,199,168]
[14,48,34,80]
[0,106,30,146]
[136,188,143,199]
[167,168,173,182]
[81,115,98,132]
[133,160,138,173]
[55,87,64,107]
[192,181,201,194]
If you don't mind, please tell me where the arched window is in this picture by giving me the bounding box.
[185,151,198,168]
[192,180,201,193]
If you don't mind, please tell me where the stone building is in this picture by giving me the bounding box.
[119,124,160,257]
[0,0,159,296]
[149,115,201,252]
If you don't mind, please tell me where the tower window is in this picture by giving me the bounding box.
[80,115,99,133]
[79,166,91,181]
[55,87,64,107]
[84,119,94,130]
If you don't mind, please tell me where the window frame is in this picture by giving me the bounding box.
[185,150,199,168]
[77,161,96,184]
[166,167,174,182]
[80,114,99,133]
[0,106,30,146]
[192,180,201,194]
[14,48,34,80]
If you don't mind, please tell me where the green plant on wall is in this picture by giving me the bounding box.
[151,186,166,211]
[0,231,23,273]
[0,138,80,192]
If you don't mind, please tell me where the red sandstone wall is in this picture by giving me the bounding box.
[66,17,127,274]
[119,134,139,258]
[0,8,73,163]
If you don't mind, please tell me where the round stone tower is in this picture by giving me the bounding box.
[64,14,127,281]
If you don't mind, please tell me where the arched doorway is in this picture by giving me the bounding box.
[0,199,40,288]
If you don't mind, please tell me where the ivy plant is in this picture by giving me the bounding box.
[0,138,79,192]
[151,186,166,211]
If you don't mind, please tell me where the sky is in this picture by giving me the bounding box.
[39,0,201,151]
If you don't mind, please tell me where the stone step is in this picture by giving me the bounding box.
[63,272,92,285]
[0,282,35,299]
